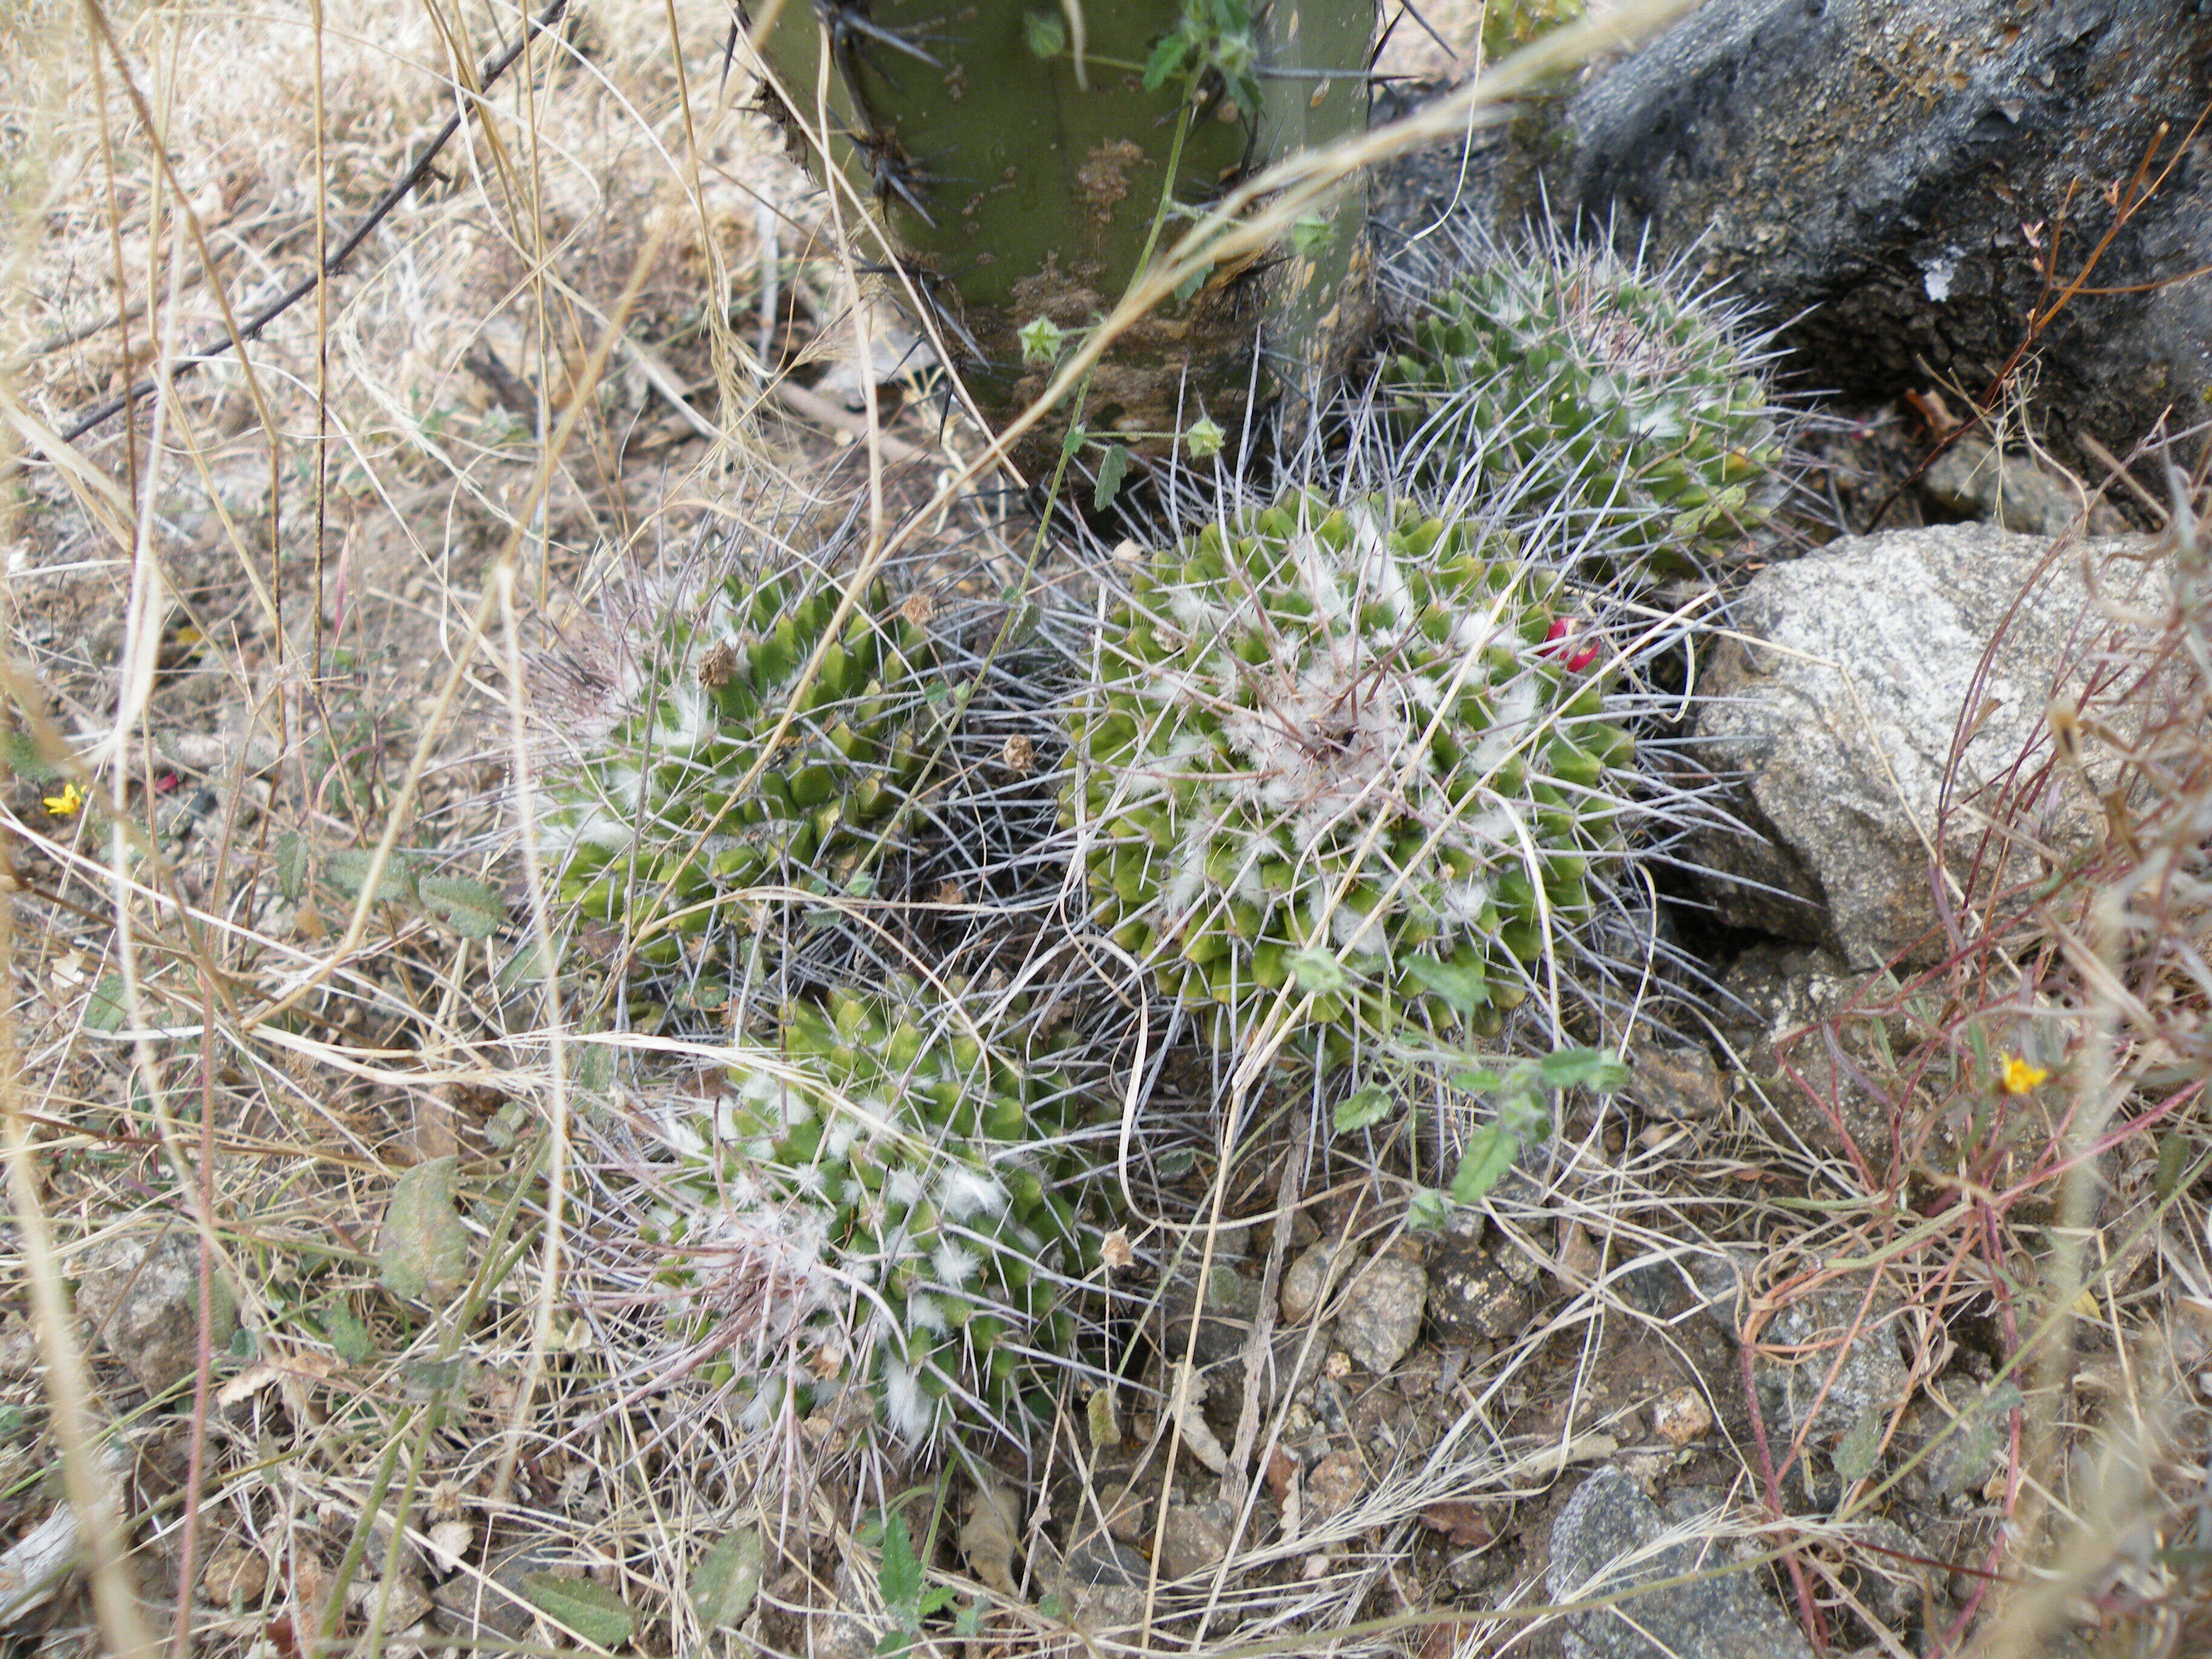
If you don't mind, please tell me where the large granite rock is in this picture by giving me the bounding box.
[1690,523,2160,966]
[1530,0,2212,481]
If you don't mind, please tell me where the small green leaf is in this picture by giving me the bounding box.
[1289,214,1331,258]
[1333,1084,1393,1135]
[273,832,309,905]
[1832,1404,1884,1484]
[324,848,421,906]
[1447,1065,1505,1095]
[322,1304,377,1366]
[1173,266,1207,304]
[1400,954,1486,1016]
[520,1572,635,1646]
[418,874,507,937]
[1060,421,1090,459]
[1406,1188,1450,1232]
[1142,31,1191,90]
[878,1510,926,1620]
[1536,1046,1630,1093]
[1092,443,1130,512]
[571,1042,616,1094]
[1286,947,1346,994]
[1449,1126,1518,1206]
[1,729,64,783]
[1183,415,1225,459]
[691,1526,765,1630]
[1022,8,1067,56]
[83,974,131,1033]
[2156,1131,2191,1203]
[378,1156,474,1304]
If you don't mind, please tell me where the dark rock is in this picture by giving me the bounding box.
[1159,1261,1264,1372]
[1922,438,2123,537]
[1755,1284,1911,1444]
[1428,1235,1531,1344]
[1537,0,2212,484]
[1548,1467,1815,1659]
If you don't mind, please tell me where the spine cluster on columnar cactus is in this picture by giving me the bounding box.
[640,983,1102,1443]
[538,560,944,985]
[1384,238,1784,580]
[1063,492,1633,1054]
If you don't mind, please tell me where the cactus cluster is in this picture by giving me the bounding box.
[538,560,945,990]
[640,982,1102,1443]
[1384,240,1783,580]
[1063,492,1633,1054]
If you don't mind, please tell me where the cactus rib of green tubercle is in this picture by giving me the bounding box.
[1384,243,1785,581]
[751,1,1375,467]
[1062,492,1634,1057]
[539,564,945,976]
[640,982,1103,1444]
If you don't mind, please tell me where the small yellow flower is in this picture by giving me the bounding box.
[1999,1054,2049,1095]
[41,781,82,817]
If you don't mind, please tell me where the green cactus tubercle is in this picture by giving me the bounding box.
[1386,246,1782,578]
[540,566,943,976]
[1065,493,1633,1050]
[643,984,1101,1441]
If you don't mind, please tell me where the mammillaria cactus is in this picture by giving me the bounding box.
[637,982,1104,1443]
[1064,491,1634,1055]
[538,557,945,986]
[1385,236,1784,580]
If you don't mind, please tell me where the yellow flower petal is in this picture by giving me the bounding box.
[41,782,82,817]
[1999,1054,2049,1095]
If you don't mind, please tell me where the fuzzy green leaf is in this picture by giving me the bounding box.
[1536,1047,1629,1093]
[1333,1084,1393,1135]
[1021,8,1066,57]
[322,1305,377,1366]
[324,848,421,906]
[1183,415,1225,460]
[1142,31,1191,90]
[1400,955,1486,1016]
[1406,1188,1450,1232]
[273,832,309,905]
[520,1572,635,1646]
[1286,948,1346,994]
[377,1156,474,1304]
[418,874,508,938]
[83,974,131,1033]
[691,1526,765,1630]
[1,729,64,783]
[1832,1404,1884,1484]
[1449,1126,1518,1206]
[1092,443,1130,512]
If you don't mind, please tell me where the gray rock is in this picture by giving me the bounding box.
[1922,439,2111,538]
[1335,1254,1427,1375]
[1158,1501,1235,1581]
[1691,524,2160,967]
[431,1543,562,1644]
[1159,1261,1263,1372]
[1279,1241,1342,1325]
[1056,1533,1151,1631]
[1549,1468,1815,1659]
[1533,0,2212,490]
[75,1232,237,1397]
[1757,1285,1911,1443]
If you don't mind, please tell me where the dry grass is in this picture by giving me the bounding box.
[1,2,2207,1658]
